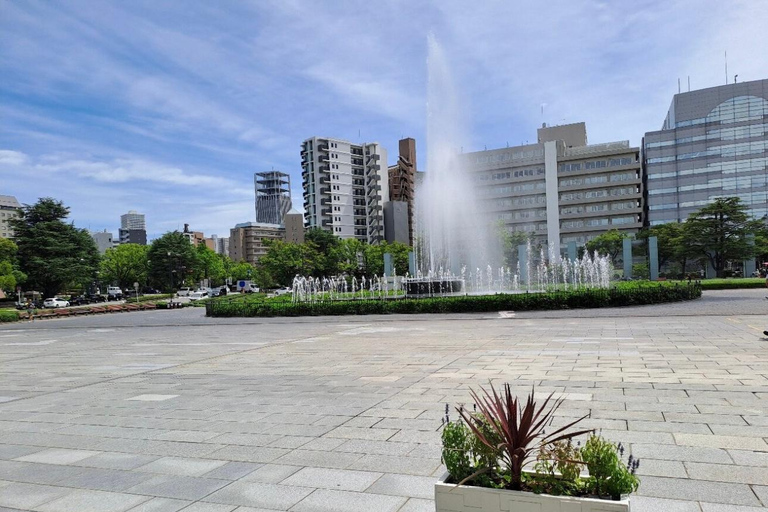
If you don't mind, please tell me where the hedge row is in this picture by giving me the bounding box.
[0,310,20,322]
[124,294,174,303]
[206,283,701,318]
[698,279,765,290]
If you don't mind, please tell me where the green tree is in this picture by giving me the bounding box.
[100,244,149,291]
[496,222,533,269]
[147,231,197,292]
[193,244,226,286]
[681,197,761,277]
[636,222,684,270]
[259,240,318,286]
[363,241,411,276]
[305,228,342,276]
[585,229,627,265]
[10,198,99,297]
[335,238,365,277]
[0,239,26,294]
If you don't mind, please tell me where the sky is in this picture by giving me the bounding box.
[1,0,766,240]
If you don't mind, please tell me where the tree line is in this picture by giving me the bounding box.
[2,196,765,298]
[497,197,767,279]
[0,197,412,298]
[584,197,767,278]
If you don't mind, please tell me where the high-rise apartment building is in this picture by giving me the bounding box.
[0,195,21,239]
[462,122,643,248]
[120,210,146,230]
[119,210,147,245]
[301,137,388,243]
[255,171,292,225]
[644,79,768,224]
[387,138,417,245]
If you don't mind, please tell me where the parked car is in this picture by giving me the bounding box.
[87,293,107,303]
[43,297,70,308]
[273,287,292,296]
[189,290,209,301]
[68,295,91,306]
[208,288,220,298]
[176,287,193,297]
[141,287,161,294]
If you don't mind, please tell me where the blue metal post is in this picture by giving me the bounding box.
[623,237,632,279]
[567,242,577,261]
[383,253,393,276]
[518,244,528,284]
[648,236,659,281]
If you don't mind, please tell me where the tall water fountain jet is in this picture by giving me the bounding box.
[416,35,499,274]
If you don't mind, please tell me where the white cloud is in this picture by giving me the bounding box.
[32,156,231,187]
[0,150,28,166]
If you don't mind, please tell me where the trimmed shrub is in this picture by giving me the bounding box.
[124,294,174,303]
[0,310,20,322]
[206,283,701,318]
[698,278,765,290]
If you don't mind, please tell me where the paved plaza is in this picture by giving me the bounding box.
[0,289,767,511]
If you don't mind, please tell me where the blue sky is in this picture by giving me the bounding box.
[1,0,766,240]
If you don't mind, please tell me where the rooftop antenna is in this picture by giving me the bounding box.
[734,74,738,83]
[688,76,691,92]
[678,78,681,94]
[725,51,728,84]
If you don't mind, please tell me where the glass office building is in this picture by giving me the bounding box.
[644,79,768,225]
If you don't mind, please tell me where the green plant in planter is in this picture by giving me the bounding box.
[442,385,642,501]
[581,435,640,499]
[457,384,592,491]
[531,439,583,496]
[441,411,500,488]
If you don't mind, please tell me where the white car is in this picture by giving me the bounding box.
[176,287,193,297]
[43,298,70,308]
[189,290,209,301]
[273,287,292,296]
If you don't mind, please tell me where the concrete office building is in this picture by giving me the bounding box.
[387,138,417,245]
[0,195,21,239]
[119,229,147,245]
[644,79,768,224]
[462,122,643,249]
[229,222,284,265]
[301,137,388,244]
[383,201,410,244]
[255,171,292,225]
[284,208,305,244]
[90,230,115,254]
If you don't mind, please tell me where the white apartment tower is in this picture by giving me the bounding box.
[120,210,146,230]
[301,137,388,243]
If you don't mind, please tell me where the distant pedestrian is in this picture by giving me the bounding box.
[26,300,35,322]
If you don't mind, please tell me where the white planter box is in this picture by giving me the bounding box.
[435,472,630,512]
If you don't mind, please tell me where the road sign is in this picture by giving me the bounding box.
[134,282,139,290]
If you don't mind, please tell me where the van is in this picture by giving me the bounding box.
[106,286,123,300]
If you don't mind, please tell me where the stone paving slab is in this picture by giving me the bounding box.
[1,290,768,510]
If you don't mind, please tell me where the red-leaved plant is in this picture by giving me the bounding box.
[458,383,592,490]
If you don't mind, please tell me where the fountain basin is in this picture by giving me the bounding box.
[405,278,464,297]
